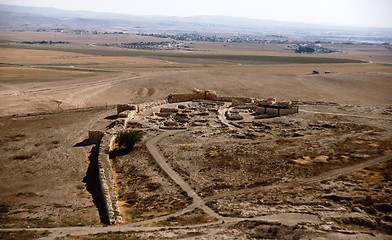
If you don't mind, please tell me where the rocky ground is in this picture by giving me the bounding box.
[148,102,392,237]
[1,102,391,240]
[0,108,114,228]
[112,144,192,223]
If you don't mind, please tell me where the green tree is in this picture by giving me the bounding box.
[115,130,143,152]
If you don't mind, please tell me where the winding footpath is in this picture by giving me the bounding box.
[145,130,223,221]
[300,109,392,121]
[205,154,392,202]
[1,126,391,239]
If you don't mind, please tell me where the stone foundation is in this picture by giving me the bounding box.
[97,134,122,224]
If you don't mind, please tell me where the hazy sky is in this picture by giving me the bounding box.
[1,0,392,28]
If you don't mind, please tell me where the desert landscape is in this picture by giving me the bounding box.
[1,3,392,239]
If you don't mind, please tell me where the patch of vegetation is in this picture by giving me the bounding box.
[0,62,19,67]
[0,230,50,240]
[41,230,51,237]
[0,203,10,213]
[39,66,116,73]
[114,130,143,153]
[145,182,161,191]
[77,232,140,240]
[12,153,35,160]
[221,212,242,218]
[295,45,315,53]
[124,191,139,205]
[155,208,218,227]
[232,221,308,240]
[8,45,366,64]
[7,134,26,142]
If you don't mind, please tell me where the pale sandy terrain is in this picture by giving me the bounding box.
[0,45,391,116]
[0,32,391,239]
[0,109,112,227]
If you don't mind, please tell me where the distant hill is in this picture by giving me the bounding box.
[0,4,391,41]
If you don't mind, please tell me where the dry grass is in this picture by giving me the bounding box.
[0,30,171,45]
[0,48,170,66]
[0,31,391,233]
[152,208,218,227]
[0,230,51,240]
[1,36,391,116]
[0,109,112,228]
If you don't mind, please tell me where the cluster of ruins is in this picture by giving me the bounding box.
[89,90,299,224]
[122,89,299,130]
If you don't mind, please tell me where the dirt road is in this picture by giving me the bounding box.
[0,69,205,116]
[1,128,390,239]
[145,130,223,220]
[300,109,392,121]
[205,154,392,202]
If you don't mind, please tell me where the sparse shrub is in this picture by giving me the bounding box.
[124,191,138,205]
[167,216,177,222]
[0,203,10,213]
[114,130,143,153]
[145,182,161,191]
[40,230,51,236]
[12,154,34,160]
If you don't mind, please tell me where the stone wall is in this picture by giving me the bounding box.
[137,100,168,112]
[217,96,254,104]
[117,104,136,115]
[97,134,122,225]
[255,106,299,118]
[167,89,217,103]
[88,131,104,144]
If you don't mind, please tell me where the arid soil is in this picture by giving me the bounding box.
[0,109,114,228]
[112,144,192,223]
[1,36,392,116]
[0,31,391,239]
[159,105,391,196]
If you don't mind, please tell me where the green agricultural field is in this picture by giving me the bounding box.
[8,45,366,64]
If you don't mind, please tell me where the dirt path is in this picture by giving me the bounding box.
[217,102,233,129]
[205,154,392,202]
[0,69,205,116]
[145,130,223,221]
[300,109,392,121]
[2,129,389,239]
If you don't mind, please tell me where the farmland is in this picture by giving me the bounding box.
[0,30,392,239]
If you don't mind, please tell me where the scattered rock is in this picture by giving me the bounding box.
[340,215,377,229]
[292,132,305,137]
[351,206,366,214]
[374,203,392,214]
[382,214,392,222]
[314,155,329,163]
[321,123,336,129]
[292,156,312,165]
[321,194,351,202]
[354,196,375,206]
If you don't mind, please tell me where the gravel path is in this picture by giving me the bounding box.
[1,128,390,239]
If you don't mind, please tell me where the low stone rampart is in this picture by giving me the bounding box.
[255,106,299,118]
[217,96,254,103]
[117,104,136,115]
[88,131,104,144]
[167,89,217,103]
[137,100,168,112]
[97,134,122,224]
[167,90,259,105]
